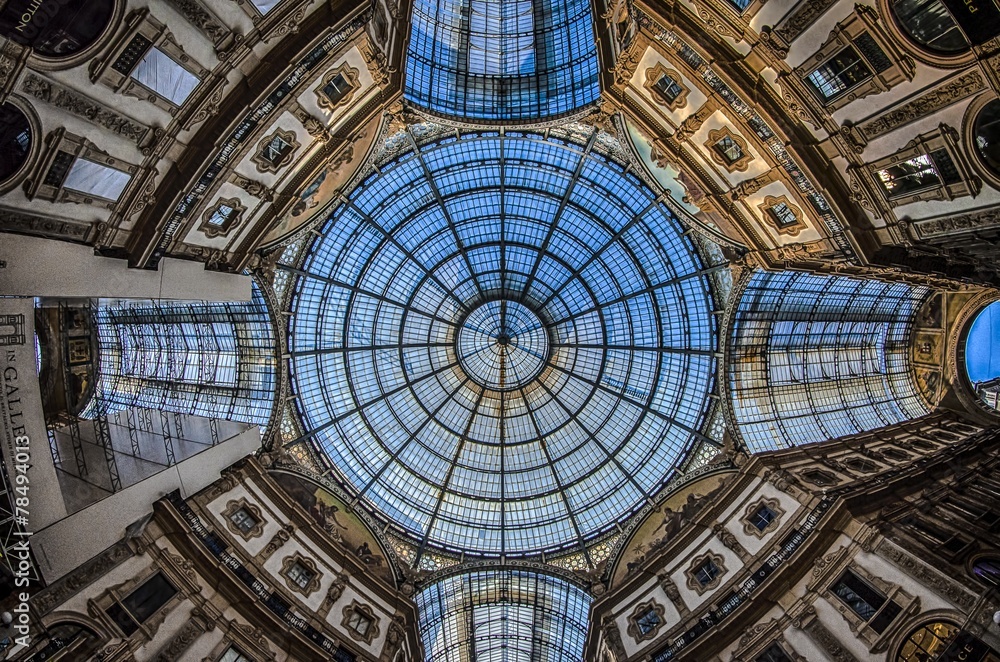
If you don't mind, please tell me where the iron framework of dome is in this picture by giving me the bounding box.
[286,129,719,558]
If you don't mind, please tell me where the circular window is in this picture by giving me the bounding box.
[964,300,1000,410]
[973,99,1000,178]
[288,131,718,556]
[972,557,1000,587]
[890,0,970,55]
[896,621,960,661]
[0,103,31,184]
[0,0,114,58]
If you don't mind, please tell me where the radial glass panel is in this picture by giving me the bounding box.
[287,131,717,556]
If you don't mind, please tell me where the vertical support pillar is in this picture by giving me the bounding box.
[125,408,141,456]
[68,419,87,477]
[173,412,184,440]
[93,415,121,492]
[46,429,60,465]
[210,418,220,446]
[160,411,176,467]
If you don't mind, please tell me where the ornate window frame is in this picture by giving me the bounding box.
[685,551,727,595]
[341,600,380,645]
[794,7,914,112]
[742,497,785,539]
[221,497,265,541]
[280,554,322,598]
[314,63,361,112]
[644,63,690,111]
[251,128,300,174]
[876,0,974,69]
[758,195,806,237]
[800,468,839,487]
[19,0,126,73]
[87,9,208,115]
[626,599,666,642]
[851,124,981,213]
[200,197,247,238]
[86,568,184,643]
[23,128,137,209]
[823,564,918,652]
[843,456,880,473]
[705,126,753,172]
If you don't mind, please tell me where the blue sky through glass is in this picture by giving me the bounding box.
[966,301,1000,383]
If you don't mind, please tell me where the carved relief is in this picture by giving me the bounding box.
[322,571,349,609]
[259,524,294,561]
[658,572,691,618]
[151,609,212,662]
[712,523,750,562]
[803,618,860,662]
[31,540,134,615]
[21,73,151,146]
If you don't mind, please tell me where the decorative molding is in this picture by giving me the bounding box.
[774,0,839,45]
[741,497,786,538]
[381,616,406,662]
[323,571,349,608]
[287,101,329,140]
[231,173,275,202]
[31,540,134,615]
[151,608,213,662]
[0,207,91,241]
[803,617,860,662]
[164,0,239,54]
[314,63,362,112]
[673,98,718,142]
[627,599,666,643]
[658,572,691,618]
[912,206,1000,239]
[259,524,294,562]
[712,523,751,562]
[221,498,265,541]
[876,538,977,609]
[843,70,986,150]
[20,73,151,147]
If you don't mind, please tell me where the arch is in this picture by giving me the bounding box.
[888,612,963,662]
[0,0,121,71]
[949,290,1000,422]
[878,0,974,68]
[963,93,1000,191]
[0,95,41,195]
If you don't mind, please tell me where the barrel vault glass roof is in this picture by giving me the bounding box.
[286,130,718,557]
[404,0,601,121]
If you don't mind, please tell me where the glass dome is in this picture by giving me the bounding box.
[288,130,718,556]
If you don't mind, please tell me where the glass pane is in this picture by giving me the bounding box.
[877,154,941,197]
[63,158,131,201]
[805,46,872,100]
[123,572,177,624]
[131,47,200,105]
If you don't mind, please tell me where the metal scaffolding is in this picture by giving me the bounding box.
[82,284,277,426]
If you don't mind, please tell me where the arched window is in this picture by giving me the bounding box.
[889,0,970,55]
[973,99,1000,179]
[0,103,30,184]
[0,0,114,58]
[972,557,1000,587]
[895,621,959,661]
